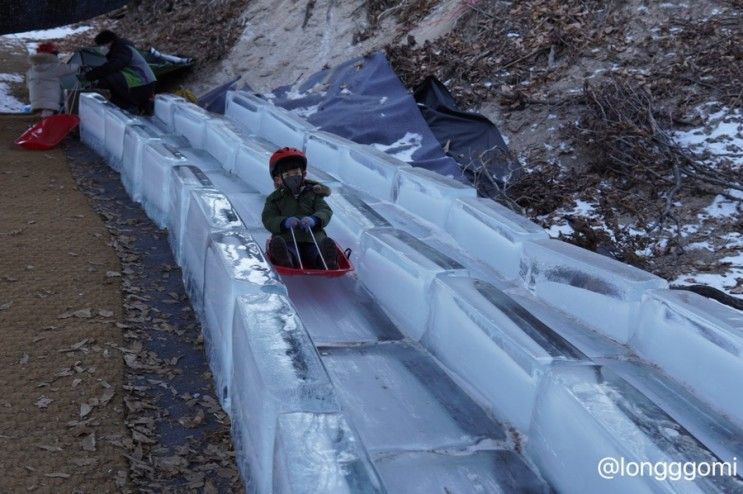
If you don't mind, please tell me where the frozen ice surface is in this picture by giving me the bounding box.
[339,146,410,201]
[203,118,257,172]
[520,239,667,343]
[284,276,403,346]
[374,450,548,494]
[225,90,269,135]
[203,231,285,409]
[421,236,516,291]
[368,202,435,240]
[172,101,213,148]
[393,167,476,226]
[304,131,351,179]
[230,293,338,494]
[139,140,190,227]
[79,92,111,155]
[181,189,244,303]
[504,287,630,360]
[203,169,255,194]
[273,412,384,494]
[632,289,743,427]
[324,187,390,256]
[168,165,218,263]
[137,115,170,135]
[103,105,138,169]
[177,146,224,174]
[121,124,165,202]
[233,137,278,195]
[319,342,506,453]
[153,93,187,131]
[445,197,548,281]
[601,357,743,464]
[529,365,742,494]
[228,191,269,228]
[306,167,342,188]
[259,106,316,149]
[422,275,587,430]
[357,228,466,340]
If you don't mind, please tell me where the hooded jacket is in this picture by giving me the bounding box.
[85,36,156,88]
[26,52,79,111]
[262,180,333,243]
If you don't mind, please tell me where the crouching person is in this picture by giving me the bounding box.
[262,147,338,270]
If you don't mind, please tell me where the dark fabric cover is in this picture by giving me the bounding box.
[413,76,521,185]
[197,77,240,114]
[266,52,464,179]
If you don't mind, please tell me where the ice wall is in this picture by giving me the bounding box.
[79,91,743,493]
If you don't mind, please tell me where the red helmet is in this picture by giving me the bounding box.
[37,42,59,55]
[269,147,307,177]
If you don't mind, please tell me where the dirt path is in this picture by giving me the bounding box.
[0,116,128,492]
[1,33,128,492]
[1,36,241,492]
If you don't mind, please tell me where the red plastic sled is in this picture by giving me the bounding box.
[265,239,354,278]
[15,114,80,150]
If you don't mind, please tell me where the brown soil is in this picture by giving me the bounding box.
[0,33,128,492]
[0,116,128,492]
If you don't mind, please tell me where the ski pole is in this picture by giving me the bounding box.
[289,227,304,270]
[307,228,329,270]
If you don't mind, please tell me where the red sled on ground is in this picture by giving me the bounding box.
[265,238,354,278]
[15,114,80,150]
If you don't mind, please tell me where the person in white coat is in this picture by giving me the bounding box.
[26,42,80,117]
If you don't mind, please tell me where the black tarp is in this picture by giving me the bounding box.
[253,52,467,182]
[413,76,521,186]
[0,0,128,35]
[261,52,466,180]
[198,77,240,114]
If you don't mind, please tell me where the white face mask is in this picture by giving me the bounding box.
[98,45,110,56]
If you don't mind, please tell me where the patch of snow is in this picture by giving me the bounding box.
[370,132,422,163]
[685,241,714,252]
[2,25,92,55]
[1,87,25,111]
[5,25,92,40]
[0,73,23,83]
[339,88,352,96]
[546,223,574,237]
[0,77,25,112]
[680,223,700,237]
[572,200,597,216]
[292,104,320,118]
[699,194,741,219]
[721,233,743,249]
[673,107,743,165]
[285,86,308,101]
[379,96,388,105]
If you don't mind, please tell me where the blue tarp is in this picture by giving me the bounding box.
[266,52,465,179]
[198,52,518,186]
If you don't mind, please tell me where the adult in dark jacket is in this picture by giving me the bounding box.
[262,147,338,269]
[84,30,156,114]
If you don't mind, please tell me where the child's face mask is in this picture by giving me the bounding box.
[280,169,304,196]
[98,44,111,56]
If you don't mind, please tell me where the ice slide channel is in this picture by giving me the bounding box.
[79,91,743,493]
